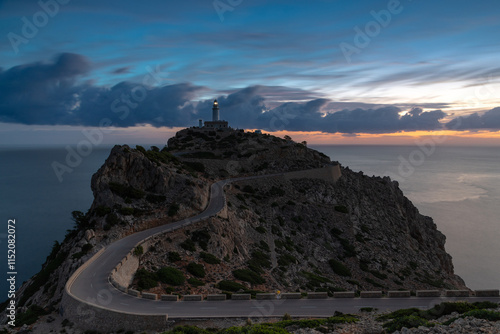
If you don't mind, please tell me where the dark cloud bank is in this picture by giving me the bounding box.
[1,53,499,133]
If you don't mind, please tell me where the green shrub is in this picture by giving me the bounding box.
[163,325,214,334]
[364,277,384,288]
[259,240,270,252]
[184,161,205,173]
[383,315,433,332]
[136,145,146,154]
[168,203,180,217]
[187,262,206,278]
[108,182,145,199]
[248,251,271,270]
[339,237,357,257]
[133,245,144,256]
[135,269,158,290]
[330,227,343,236]
[168,251,181,262]
[217,280,246,292]
[327,314,359,324]
[233,269,265,285]
[328,259,352,277]
[221,324,289,334]
[334,205,349,213]
[180,239,196,252]
[15,305,48,327]
[188,277,205,287]
[277,253,297,266]
[119,207,135,215]
[473,301,498,309]
[462,309,500,321]
[200,252,221,264]
[95,205,112,217]
[242,185,255,193]
[157,267,185,285]
[377,308,422,321]
[300,271,332,285]
[255,226,267,234]
[425,301,476,318]
[146,194,166,204]
[105,212,120,227]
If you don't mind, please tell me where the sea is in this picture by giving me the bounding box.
[1,145,499,296]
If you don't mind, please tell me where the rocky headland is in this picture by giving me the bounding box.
[3,128,471,332]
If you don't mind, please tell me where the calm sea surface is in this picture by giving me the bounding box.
[1,145,498,294]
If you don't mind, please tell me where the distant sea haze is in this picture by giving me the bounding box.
[0,145,498,295]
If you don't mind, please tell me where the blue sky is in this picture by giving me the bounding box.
[1,0,500,145]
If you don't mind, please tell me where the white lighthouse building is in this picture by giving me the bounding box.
[203,99,229,129]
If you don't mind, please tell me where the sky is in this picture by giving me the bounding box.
[1,0,500,146]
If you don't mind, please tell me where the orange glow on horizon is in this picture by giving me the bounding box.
[245,129,500,146]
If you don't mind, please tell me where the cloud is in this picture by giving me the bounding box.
[0,53,90,125]
[446,107,500,130]
[0,53,204,127]
[1,53,497,134]
[111,67,131,74]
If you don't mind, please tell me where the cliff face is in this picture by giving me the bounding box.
[134,166,465,296]
[10,129,465,319]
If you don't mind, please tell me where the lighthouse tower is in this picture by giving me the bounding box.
[212,99,220,121]
[203,99,229,129]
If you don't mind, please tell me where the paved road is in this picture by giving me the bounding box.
[67,177,500,318]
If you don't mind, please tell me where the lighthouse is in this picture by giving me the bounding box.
[203,99,229,129]
[212,99,220,121]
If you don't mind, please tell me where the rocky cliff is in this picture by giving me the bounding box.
[6,128,466,328]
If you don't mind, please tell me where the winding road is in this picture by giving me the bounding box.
[66,175,500,320]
